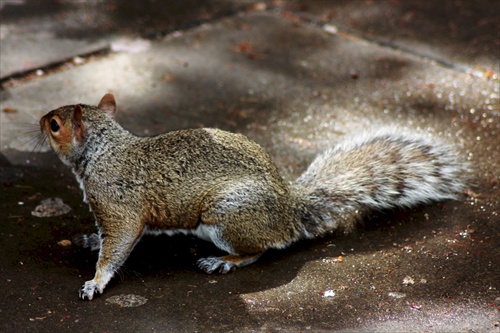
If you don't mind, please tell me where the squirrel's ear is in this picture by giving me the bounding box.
[73,105,85,143]
[97,93,117,118]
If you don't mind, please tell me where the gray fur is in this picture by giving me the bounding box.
[292,129,468,238]
[40,95,468,300]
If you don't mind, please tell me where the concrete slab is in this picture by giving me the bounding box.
[0,0,254,79]
[0,1,108,78]
[1,2,499,333]
[281,0,500,77]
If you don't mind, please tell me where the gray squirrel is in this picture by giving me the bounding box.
[39,94,468,300]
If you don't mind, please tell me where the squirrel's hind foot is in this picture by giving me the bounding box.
[197,253,262,274]
[197,257,235,274]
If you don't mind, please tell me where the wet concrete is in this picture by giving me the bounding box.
[1,1,499,332]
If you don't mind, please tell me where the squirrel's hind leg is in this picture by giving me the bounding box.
[197,253,262,274]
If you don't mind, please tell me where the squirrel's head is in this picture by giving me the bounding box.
[40,93,117,161]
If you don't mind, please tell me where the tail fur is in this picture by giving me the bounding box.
[292,129,468,239]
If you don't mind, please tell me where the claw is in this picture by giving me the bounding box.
[197,257,236,274]
[79,280,100,300]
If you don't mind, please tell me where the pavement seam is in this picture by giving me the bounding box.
[0,47,111,91]
[277,8,493,80]
[0,1,265,91]
[1,1,495,91]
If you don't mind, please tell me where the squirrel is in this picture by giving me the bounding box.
[40,93,468,300]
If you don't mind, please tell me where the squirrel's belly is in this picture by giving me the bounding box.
[143,225,234,254]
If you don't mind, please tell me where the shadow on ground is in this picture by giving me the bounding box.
[1,1,499,332]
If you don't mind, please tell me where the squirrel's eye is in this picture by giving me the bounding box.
[50,119,60,132]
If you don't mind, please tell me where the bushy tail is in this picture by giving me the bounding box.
[292,129,468,240]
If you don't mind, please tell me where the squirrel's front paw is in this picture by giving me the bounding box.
[197,257,236,274]
[73,233,101,251]
[79,280,101,300]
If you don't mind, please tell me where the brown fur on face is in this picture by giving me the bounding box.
[40,111,77,157]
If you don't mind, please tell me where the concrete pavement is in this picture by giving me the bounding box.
[1,1,499,332]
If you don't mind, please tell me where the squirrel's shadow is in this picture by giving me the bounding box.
[57,198,471,330]
[94,203,435,295]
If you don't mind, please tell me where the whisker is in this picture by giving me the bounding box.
[32,134,49,154]
[20,132,48,153]
[115,266,127,282]
[1,112,49,152]
[3,109,41,123]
